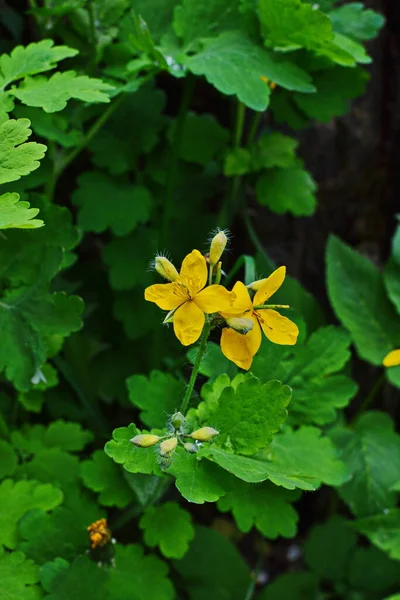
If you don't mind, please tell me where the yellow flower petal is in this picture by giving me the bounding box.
[383,349,400,367]
[179,249,207,296]
[220,315,261,370]
[253,266,286,306]
[256,309,299,345]
[173,300,205,346]
[195,285,235,313]
[145,283,185,310]
[220,281,252,318]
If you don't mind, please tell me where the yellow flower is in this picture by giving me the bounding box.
[87,518,111,549]
[145,249,235,346]
[220,266,299,370]
[383,349,400,367]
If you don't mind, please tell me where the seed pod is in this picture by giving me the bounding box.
[159,437,178,456]
[130,434,160,447]
[209,230,228,265]
[183,442,198,453]
[154,256,179,282]
[226,317,254,335]
[190,427,219,442]
[171,411,185,430]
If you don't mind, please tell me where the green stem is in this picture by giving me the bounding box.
[0,410,9,440]
[208,265,214,286]
[352,372,386,423]
[161,76,195,245]
[243,210,266,258]
[247,111,262,146]
[243,551,263,600]
[218,101,246,228]
[253,304,290,310]
[180,320,211,414]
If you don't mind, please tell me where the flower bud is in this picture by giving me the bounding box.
[159,436,178,456]
[383,349,400,367]
[171,411,185,430]
[246,278,268,291]
[183,442,198,453]
[154,256,179,282]
[190,427,219,442]
[209,230,228,265]
[130,434,160,447]
[226,317,254,335]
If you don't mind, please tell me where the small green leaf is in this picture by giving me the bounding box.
[0,549,42,600]
[103,231,154,290]
[127,370,182,429]
[173,0,243,47]
[0,439,17,479]
[348,546,400,595]
[0,118,46,184]
[256,166,317,217]
[353,509,400,561]
[218,479,299,539]
[327,235,400,365]
[43,420,93,452]
[0,479,63,548]
[0,39,78,88]
[17,448,80,489]
[72,171,153,236]
[139,501,195,558]
[80,450,134,508]
[105,424,163,476]
[329,3,385,41]
[168,112,229,165]
[257,572,319,600]
[384,224,400,316]
[0,192,43,229]
[42,555,108,600]
[329,412,400,517]
[12,72,114,113]
[184,31,315,112]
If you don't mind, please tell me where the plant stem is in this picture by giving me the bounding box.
[218,101,246,228]
[253,304,290,310]
[180,320,211,414]
[247,111,262,146]
[208,265,214,286]
[352,372,386,423]
[161,75,195,245]
[243,210,265,257]
[243,551,263,600]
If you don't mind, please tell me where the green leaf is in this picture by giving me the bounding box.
[257,572,319,600]
[0,118,46,184]
[0,193,43,229]
[184,31,315,112]
[103,231,154,290]
[256,166,317,216]
[304,516,357,581]
[80,450,134,508]
[187,341,237,382]
[168,112,229,165]
[348,546,400,595]
[0,479,63,548]
[40,558,69,594]
[384,224,400,316]
[173,0,243,47]
[14,105,83,148]
[329,412,400,517]
[139,501,195,558]
[200,446,272,483]
[294,67,368,122]
[127,370,183,429]
[12,72,114,113]
[224,132,298,176]
[0,39,78,88]
[105,424,163,475]
[72,171,153,236]
[88,86,166,174]
[326,235,400,365]
[0,439,17,479]
[0,549,42,600]
[210,377,291,455]
[131,0,176,41]
[329,3,385,41]
[218,479,299,539]
[17,448,80,489]
[353,509,400,561]
[43,555,108,600]
[174,526,251,600]
[42,420,93,451]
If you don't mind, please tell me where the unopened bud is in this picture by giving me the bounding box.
[154,256,179,282]
[183,442,198,453]
[160,437,178,456]
[130,434,160,447]
[171,411,185,430]
[190,427,219,442]
[246,278,268,291]
[209,230,228,265]
[226,317,254,335]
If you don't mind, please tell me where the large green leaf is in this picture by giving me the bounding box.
[0,549,42,600]
[139,501,194,558]
[329,412,400,517]
[326,235,400,365]
[353,509,400,561]
[80,450,134,508]
[173,0,243,47]
[184,31,315,111]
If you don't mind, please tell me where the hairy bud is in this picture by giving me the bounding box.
[159,437,178,456]
[183,442,198,453]
[130,434,160,447]
[226,317,254,335]
[190,427,219,442]
[171,411,185,430]
[209,230,228,265]
[154,256,179,282]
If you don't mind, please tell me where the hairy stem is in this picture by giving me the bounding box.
[253,304,290,310]
[161,75,195,245]
[180,320,211,414]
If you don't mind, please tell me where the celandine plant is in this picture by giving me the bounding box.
[1,1,400,600]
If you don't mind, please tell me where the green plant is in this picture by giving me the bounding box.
[1,1,399,599]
